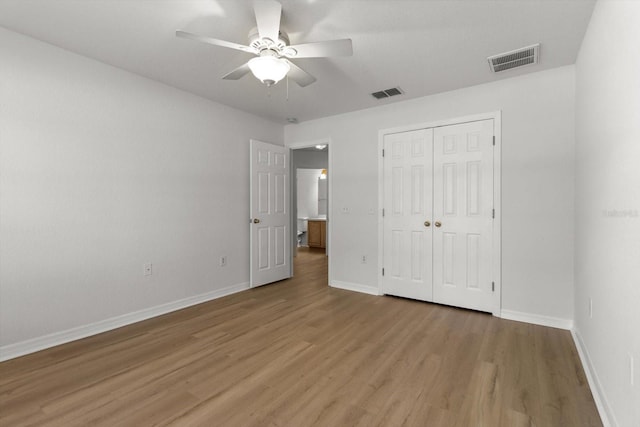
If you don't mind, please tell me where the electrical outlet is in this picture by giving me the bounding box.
[220,256,227,267]
[589,298,593,318]
[630,353,635,386]
[143,263,152,276]
[341,207,350,214]
[361,255,367,264]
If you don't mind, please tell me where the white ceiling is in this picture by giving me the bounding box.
[0,0,595,124]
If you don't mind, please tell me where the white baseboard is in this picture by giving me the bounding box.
[0,282,249,362]
[571,329,616,427]
[500,309,573,330]
[330,280,380,296]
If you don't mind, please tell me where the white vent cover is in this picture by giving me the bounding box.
[488,44,540,73]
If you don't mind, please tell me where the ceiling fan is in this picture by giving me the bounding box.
[176,0,352,87]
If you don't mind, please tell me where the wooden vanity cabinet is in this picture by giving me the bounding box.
[307,220,326,248]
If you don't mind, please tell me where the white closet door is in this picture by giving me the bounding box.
[382,129,433,301]
[432,120,495,312]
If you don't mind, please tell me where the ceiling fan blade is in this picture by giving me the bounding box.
[253,0,281,42]
[176,30,258,54]
[284,60,316,87]
[285,39,353,58]
[222,62,252,80]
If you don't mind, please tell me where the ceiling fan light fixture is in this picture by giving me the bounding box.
[248,55,290,86]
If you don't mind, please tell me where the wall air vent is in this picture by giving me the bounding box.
[488,44,540,73]
[371,87,404,100]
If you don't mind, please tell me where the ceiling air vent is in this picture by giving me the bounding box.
[372,87,404,100]
[488,44,540,73]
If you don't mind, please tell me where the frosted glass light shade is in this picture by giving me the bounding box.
[248,56,290,86]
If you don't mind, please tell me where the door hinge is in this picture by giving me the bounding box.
[382,149,385,157]
[492,281,495,292]
[493,136,495,146]
[382,208,385,217]
[492,209,495,219]
[382,268,385,276]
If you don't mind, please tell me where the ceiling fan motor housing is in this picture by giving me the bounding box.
[248,28,296,57]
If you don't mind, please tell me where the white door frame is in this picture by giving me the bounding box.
[377,111,502,315]
[285,138,333,282]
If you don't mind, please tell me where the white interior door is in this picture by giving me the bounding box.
[432,120,494,312]
[382,129,434,301]
[250,140,291,287]
[382,119,496,313]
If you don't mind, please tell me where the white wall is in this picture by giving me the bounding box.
[574,1,640,426]
[0,28,282,356]
[291,149,328,170]
[285,66,576,323]
[297,169,323,219]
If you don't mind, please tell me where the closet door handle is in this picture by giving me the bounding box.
[435,221,442,228]
[253,218,261,224]
[424,221,431,227]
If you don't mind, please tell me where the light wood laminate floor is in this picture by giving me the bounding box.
[0,248,602,426]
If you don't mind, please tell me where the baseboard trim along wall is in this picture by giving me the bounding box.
[571,329,616,427]
[330,280,380,296]
[0,282,250,362]
[500,309,573,330]
[326,288,576,331]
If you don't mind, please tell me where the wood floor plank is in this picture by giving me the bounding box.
[0,247,602,426]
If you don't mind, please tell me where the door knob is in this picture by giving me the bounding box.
[435,221,442,227]
[253,218,260,224]
[424,221,431,227]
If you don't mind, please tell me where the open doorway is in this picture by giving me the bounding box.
[289,140,331,282]
[296,168,326,247]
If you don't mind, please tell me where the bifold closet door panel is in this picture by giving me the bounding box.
[432,120,494,312]
[382,129,434,301]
